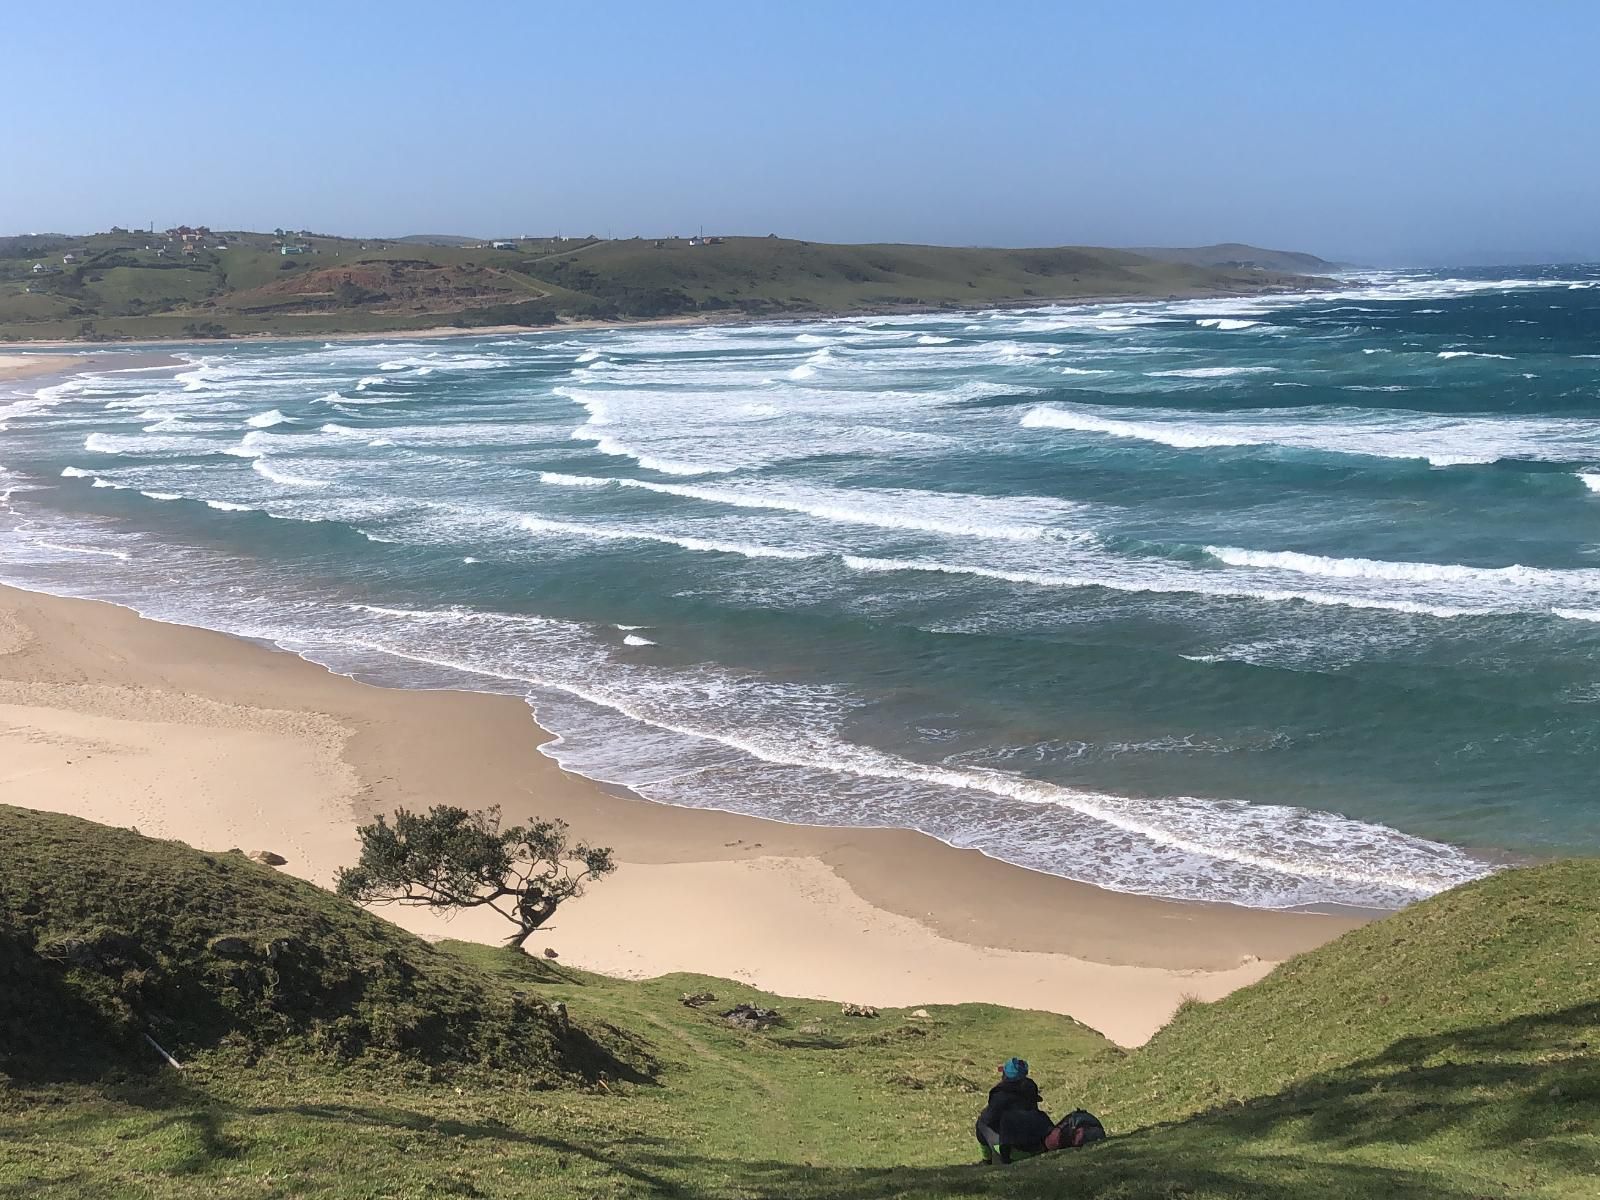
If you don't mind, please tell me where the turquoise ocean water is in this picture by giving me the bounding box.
[4,266,1599,911]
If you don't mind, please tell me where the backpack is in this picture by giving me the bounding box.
[1044,1109,1106,1151]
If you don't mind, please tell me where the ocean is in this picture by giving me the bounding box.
[3,266,1598,913]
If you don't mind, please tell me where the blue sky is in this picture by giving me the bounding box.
[5,0,1597,264]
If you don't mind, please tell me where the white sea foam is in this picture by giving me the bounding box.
[60,466,97,478]
[1195,319,1262,330]
[251,459,329,488]
[1437,351,1513,360]
[838,554,1471,617]
[622,633,657,646]
[1146,366,1279,379]
[1578,473,1600,493]
[1022,406,1254,449]
[222,433,269,458]
[519,515,818,560]
[30,540,131,561]
[204,499,255,511]
[1205,545,1600,590]
[536,471,1084,542]
[1021,402,1600,467]
[246,409,291,428]
[575,349,604,362]
[917,334,955,345]
[1553,607,1600,622]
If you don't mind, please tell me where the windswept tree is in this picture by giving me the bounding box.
[335,805,616,949]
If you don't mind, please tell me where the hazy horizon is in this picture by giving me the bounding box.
[6,0,1597,268]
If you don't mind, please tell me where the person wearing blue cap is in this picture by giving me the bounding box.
[975,1056,1053,1164]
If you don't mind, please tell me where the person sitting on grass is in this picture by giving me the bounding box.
[975,1056,1053,1164]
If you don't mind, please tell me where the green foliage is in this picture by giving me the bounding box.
[0,806,626,1083]
[336,805,615,948]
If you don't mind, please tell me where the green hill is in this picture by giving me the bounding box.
[2,805,1593,1199]
[0,229,1327,343]
[1128,242,1345,273]
[0,805,629,1085]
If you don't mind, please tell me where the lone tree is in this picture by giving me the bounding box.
[336,805,616,949]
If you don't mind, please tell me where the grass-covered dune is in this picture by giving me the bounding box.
[0,229,1326,342]
[2,805,1595,1198]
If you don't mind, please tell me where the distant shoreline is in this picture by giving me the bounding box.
[0,281,1335,353]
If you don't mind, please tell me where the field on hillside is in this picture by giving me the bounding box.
[3,806,1595,1199]
[0,229,1321,343]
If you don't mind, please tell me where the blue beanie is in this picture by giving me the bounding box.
[1002,1057,1029,1080]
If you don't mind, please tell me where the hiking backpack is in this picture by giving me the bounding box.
[1044,1109,1106,1151]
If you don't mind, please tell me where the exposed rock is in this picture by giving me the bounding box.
[908,1008,933,1020]
[542,947,559,959]
[721,1003,781,1031]
[841,1002,879,1018]
[249,850,288,866]
[544,1000,570,1033]
[207,935,254,958]
[680,990,718,1008]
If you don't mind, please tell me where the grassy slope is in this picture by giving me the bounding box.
[0,231,1322,342]
[2,808,1595,1198]
[1127,243,1341,273]
[0,806,624,1084]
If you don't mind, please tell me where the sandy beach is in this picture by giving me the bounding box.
[0,582,1365,1046]
[0,353,84,382]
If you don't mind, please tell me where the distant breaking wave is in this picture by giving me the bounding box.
[537,471,1084,541]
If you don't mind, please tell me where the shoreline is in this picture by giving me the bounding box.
[0,282,1332,352]
[0,580,1367,1046]
[1,350,184,385]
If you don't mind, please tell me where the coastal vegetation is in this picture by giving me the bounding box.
[2,804,1595,1198]
[335,805,617,950]
[0,230,1327,343]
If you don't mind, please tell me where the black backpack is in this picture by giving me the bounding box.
[1044,1109,1106,1151]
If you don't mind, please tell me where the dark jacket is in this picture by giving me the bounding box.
[979,1077,1053,1147]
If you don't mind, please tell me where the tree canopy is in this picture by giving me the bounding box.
[336,805,616,949]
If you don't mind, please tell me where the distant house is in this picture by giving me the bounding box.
[62,253,77,264]
[280,244,307,255]
[166,225,211,244]
[31,263,45,274]
[491,241,517,250]
[688,236,702,246]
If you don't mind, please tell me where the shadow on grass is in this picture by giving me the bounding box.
[601,1147,1497,1200]
[1184,1000,1600,1154]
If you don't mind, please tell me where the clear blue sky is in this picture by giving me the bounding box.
[6,0,1597,264]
